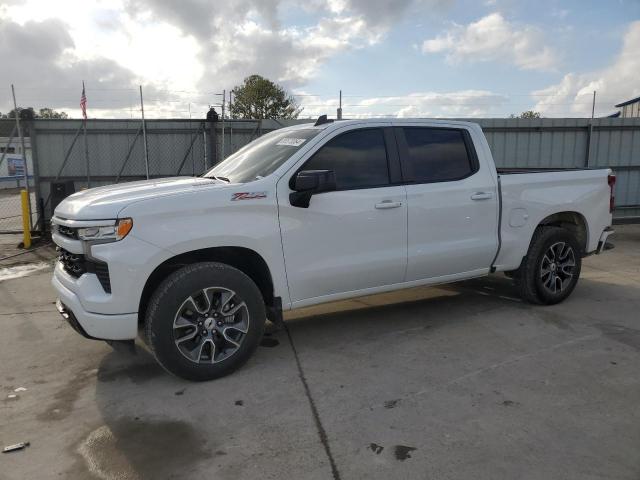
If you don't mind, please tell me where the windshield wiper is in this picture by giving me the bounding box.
[209,175,230,183]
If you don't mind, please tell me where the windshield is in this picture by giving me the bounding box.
[204,128,321,183]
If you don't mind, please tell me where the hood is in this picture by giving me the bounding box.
[54,177,229,220]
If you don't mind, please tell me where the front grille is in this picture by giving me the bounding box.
[58,248,86,277]
[56,224,78,239]
[58,247,111,293]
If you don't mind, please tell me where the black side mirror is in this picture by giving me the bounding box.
[290,170,336,208]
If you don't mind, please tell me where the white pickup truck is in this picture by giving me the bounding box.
[51,118,615,380]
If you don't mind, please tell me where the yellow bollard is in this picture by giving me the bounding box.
[20,190,31,249]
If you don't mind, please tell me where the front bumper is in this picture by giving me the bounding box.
[53,274,137,340]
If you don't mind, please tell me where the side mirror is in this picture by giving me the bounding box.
[290,170,336,208]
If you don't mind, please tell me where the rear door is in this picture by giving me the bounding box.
[277,125,407,304]
[396,125,498,281]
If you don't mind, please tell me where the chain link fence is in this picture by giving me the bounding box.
[0,120,37,233]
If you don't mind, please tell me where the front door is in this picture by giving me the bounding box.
[277,126,407,305]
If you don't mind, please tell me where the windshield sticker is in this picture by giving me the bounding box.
[231,192,267,201]
[276,138,306,147]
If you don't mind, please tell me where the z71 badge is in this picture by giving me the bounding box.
[231,192,268,201]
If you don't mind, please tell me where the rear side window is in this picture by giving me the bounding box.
[302,128,390,190]
[402,128,475,183]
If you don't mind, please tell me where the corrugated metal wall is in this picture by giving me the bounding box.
[20,117,640,227]
[473,118,640,220]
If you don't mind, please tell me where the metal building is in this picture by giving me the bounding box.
[615,96,640,118]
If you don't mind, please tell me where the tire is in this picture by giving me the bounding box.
[514,226,582,305]
[144,262,266,381]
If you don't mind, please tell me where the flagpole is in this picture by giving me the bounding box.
[82,81,90,188]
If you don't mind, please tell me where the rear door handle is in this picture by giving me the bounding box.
[375,200,403,209]
[470,192,493,201]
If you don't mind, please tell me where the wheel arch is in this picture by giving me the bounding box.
[536,211,588,254]
[138,246,275,327]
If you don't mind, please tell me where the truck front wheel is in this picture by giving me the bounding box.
[514,226,582,305]
[144,262,266,381]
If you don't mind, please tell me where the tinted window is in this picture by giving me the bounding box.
[302,128,389,190]
[403,128,474,183]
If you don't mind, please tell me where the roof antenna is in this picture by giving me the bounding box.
[314,114,334,126]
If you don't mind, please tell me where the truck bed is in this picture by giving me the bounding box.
[493,167,613,271]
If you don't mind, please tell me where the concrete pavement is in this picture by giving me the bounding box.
[1,225,639,479]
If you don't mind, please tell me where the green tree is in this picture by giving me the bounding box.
[38,107,68,119]
[0,107,68,119]
[510,110,542,119]
[230,75,301,119]
[1,107,36,119]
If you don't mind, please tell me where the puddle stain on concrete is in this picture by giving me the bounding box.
[595,324,640,352]
[75,418,212,480]
[369,443,384,454]
[97,362,164,384]
[260,337,280,348]
[36,368,97,421]
[394,445,417,461]
[383,399,400,409]
[536,309,572,331]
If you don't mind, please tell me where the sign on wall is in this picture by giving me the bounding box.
[6,156,25,177]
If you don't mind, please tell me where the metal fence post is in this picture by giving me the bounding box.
[28,119,44,232]
[140,85,150,179]
[585,120,593,168]
[209,121,217,166]
[203,126,208,170]
[83,118,90,187]
[221,89,226,160]
[11,84,32,231]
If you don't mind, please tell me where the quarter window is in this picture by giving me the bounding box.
[402,128,475,183]
[302,128,390,190]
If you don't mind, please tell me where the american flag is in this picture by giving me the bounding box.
[80,81,87,120]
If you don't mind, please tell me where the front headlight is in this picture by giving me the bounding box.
[77,218,133,242]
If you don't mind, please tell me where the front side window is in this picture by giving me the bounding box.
[204,128,321,183]
[302,128,390,190]
[402,128,475,183]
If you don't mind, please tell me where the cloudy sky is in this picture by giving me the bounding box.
[1,0,639,119]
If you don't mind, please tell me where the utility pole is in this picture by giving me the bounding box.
[140,85,150,179]
[337,90,343,119]
[591,91,596,119]
[11,84,32,230]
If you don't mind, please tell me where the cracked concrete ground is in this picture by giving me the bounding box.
[1,225,639,479]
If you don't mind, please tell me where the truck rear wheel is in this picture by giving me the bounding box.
[514,226,582,305]
[144,262,266,381]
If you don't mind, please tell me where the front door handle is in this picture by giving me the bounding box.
[375,200,403,209]
[471,192,493,201]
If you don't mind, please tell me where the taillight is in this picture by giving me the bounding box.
[608,174,616,213]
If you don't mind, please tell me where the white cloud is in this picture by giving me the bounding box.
[532,20,640,117]
[296,90,509,118]
[1,0,414,116]
[422,12,558,71]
